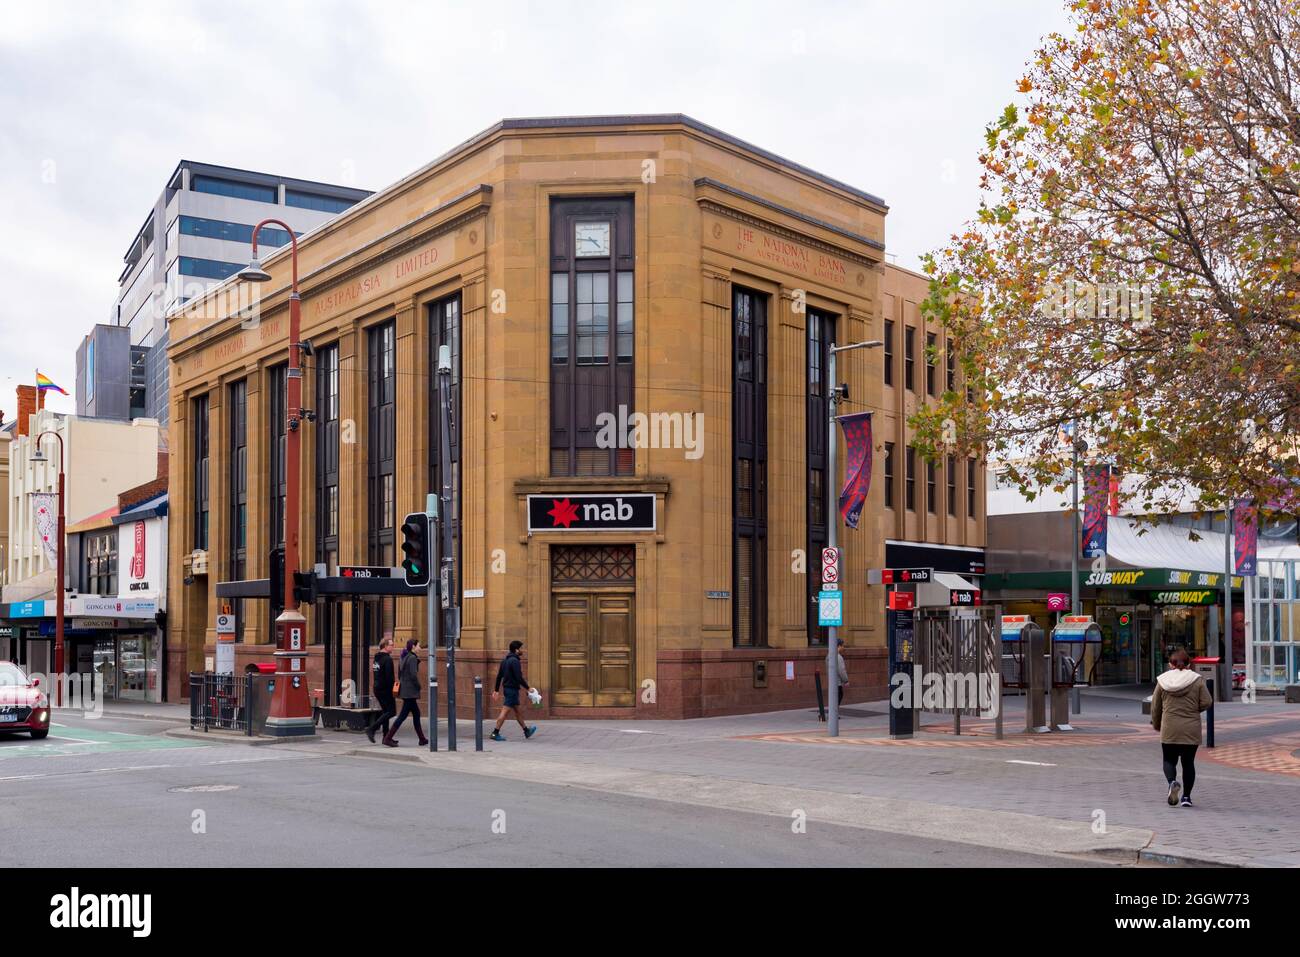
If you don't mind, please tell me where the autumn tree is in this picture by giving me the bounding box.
[916,0,1300,513]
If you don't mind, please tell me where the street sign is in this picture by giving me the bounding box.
[821,547,840,584]
[215,613,235,635]
[880,567,932,584]
[339,565,394,579]
[818,590,843,627]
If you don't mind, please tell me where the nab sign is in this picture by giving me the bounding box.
[527,494,656,532]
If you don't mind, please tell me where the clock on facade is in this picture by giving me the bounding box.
[574,221,611,257]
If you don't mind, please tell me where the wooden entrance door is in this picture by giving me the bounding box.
[552,590,635,707]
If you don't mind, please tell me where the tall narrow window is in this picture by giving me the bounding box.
[945,341,956,393]
[905,444,916,512]
[884,319,895,387]
[967,458,977,517]
[550,197,634,476]
[925,332,937,396]
[807,307,836,645]
[315,344,339,573]
[368,322,396,644]
[368,323,396,566]
[884,441,896,510]
[193,394,209,551]
[269,364,287,549]
[733,287,768,648]
[904,326,916,392]
[947,454,957,517]
[926,458,937,513]
[429,294,462,587]
[228,379,247,640]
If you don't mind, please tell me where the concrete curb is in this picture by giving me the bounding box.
[162,726,353,753]
[342,746,1155,862]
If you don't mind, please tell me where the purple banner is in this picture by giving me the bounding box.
[837,412,873,530]
[1081,464,1110,556]
[1234,500,1258,577]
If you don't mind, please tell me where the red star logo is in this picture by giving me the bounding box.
[548,497,580,529]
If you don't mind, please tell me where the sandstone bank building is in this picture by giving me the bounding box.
[166,115,985,718]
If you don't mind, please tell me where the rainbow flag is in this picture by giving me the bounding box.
[35,371,69,396]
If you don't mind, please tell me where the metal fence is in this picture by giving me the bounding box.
[189,672,255,735]
[914,605,1003,734]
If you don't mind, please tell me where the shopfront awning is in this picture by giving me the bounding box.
[917,572,980,606]
[1104,516,1234,575]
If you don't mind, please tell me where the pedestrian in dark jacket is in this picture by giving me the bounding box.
[490,640,536,741]
[1151,646,1213,807]
[365,637,396,743]
[383,639,427,747]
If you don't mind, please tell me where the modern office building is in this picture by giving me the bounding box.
[76,161,372,426]
[166,115,987,717]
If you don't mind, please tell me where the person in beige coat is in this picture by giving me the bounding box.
[1150,647,1213,807]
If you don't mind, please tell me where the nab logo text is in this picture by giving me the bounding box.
[50,887,151,938]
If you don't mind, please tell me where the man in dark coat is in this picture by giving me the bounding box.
[365,637,396,743]
[490,640,537,741]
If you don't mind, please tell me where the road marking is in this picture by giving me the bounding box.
[619,729,662,735]
[1006,759,1057,767]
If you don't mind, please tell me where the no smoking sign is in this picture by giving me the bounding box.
[821,547,841,584]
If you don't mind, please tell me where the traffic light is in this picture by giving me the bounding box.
[400,511,431,587]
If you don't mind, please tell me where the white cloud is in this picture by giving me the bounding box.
[0,0,1070,420]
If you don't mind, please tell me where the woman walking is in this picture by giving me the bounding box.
[1150,647,1213,807]
[383,639,428,748]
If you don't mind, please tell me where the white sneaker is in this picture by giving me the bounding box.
[1166,781,1182,806]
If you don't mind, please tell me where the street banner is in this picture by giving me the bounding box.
[1233,500,1258,577]
[1081,464,1110,556]
[837,411,872,529]
[32,493,58,566]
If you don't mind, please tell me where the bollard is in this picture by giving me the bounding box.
[474,676,484,752]
[1206,677,1215,749]
[430,677,438,752]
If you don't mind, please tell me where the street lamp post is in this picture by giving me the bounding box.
[31,431,65,707]
[238,222,314,736]
[825,338,882,738]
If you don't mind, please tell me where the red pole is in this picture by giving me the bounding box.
[252,221,313,736]
[55,467,65,708]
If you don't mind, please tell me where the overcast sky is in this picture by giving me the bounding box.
[0,0,1070,423]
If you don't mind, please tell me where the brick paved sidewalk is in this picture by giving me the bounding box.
[332,691,1300,867]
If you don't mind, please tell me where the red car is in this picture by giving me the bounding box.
[0,661,50,739]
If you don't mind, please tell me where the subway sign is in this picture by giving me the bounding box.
[1153,590,1218,606]
[527,494,656,532]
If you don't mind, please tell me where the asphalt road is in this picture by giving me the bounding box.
[0,713,1111,868]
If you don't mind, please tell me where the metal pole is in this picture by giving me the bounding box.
[1070,425,1079,617]
[427,492,439,752]
[55,459,65,708]
[474,676,484,751]
[1222,506,1233,703]
[826,346,840,738]
[437,346,459,751]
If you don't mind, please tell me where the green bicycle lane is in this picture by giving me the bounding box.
[0,722,207,761]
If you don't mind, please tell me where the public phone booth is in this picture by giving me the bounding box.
[1001,615,1048,733]
[1050,615,1102,730]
